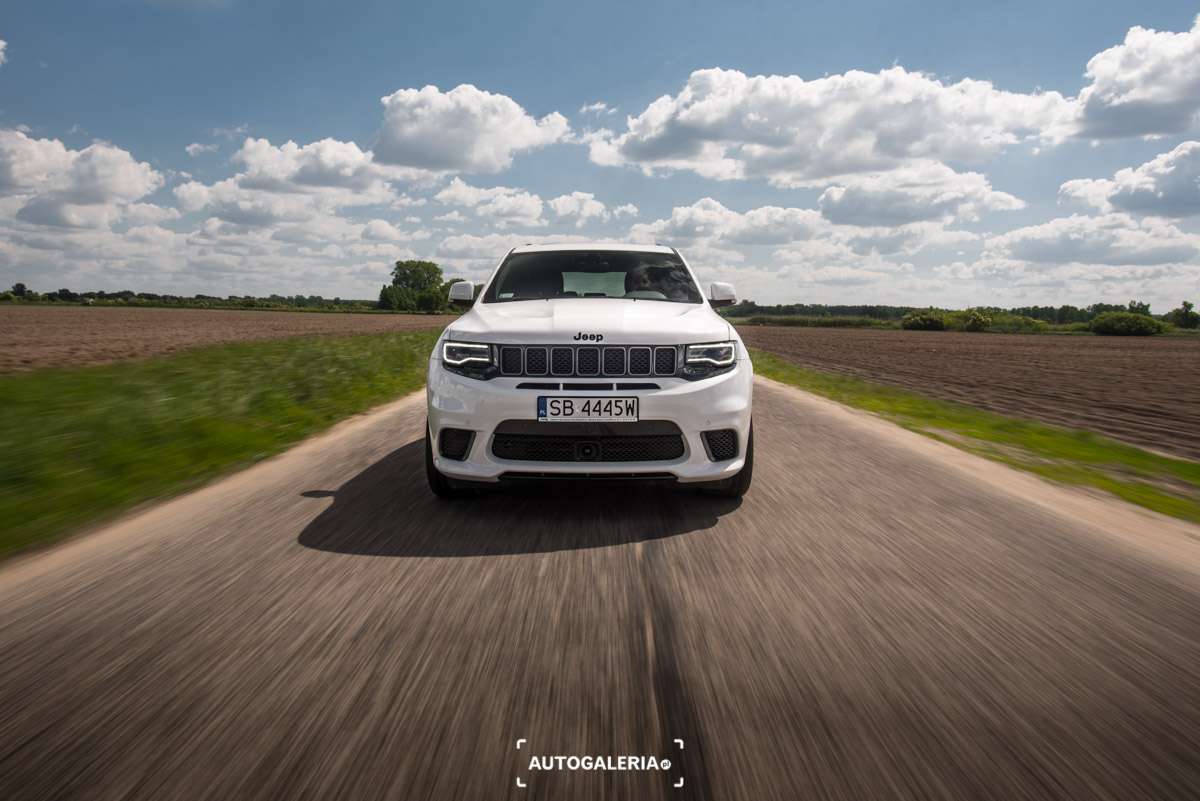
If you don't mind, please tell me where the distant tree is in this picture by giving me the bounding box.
[55,288,78,302]
[416,288,445,312]
[11,282,27,297]
[1168,300,1200,330]
[391,260,443,295]
[1127,299,1152,316]
[0,291,15,303]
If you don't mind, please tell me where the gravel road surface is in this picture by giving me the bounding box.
[1,378,1198,800]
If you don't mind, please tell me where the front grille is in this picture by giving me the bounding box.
[702,429,738,461]
[439,428,474,461]
[492,433,685,462]
[497,345,677,378]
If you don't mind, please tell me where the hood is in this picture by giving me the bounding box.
[446,298,732,345]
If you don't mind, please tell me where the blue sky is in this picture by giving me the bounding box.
[2,0,1199,310]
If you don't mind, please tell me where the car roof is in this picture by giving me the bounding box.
[509,242,676,255]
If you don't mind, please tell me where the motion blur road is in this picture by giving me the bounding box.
[2,378,1198,800]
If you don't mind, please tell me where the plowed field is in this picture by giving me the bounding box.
[739,326,1200,462]
[0,306,456,372]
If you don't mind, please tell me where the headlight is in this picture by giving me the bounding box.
[441,340,497,378]
[685,342,736,367]
[682,341,737,378]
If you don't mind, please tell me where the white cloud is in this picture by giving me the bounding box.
[476,192,544,227]
[818,162,1023,226]
[185,142,219,156]
[361,219,404,240]
[549,191,608,227]
[1059,141,1200,217]
[580,102,615,115]
[631,197,825,246]
[0,40,8,66]
[173,137,405,229]
[435,210,467,223]
[0,131,163,229]
[1074,15,1200,138]
[434,176,518,206]
[612,203,638,218]
[371,84,570,173]
[984,214,1200,266]
[590,67,1071,186]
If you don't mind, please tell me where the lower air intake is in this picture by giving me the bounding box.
[439,428,474,461]
[702,429,738,461]
[491,434,685,462]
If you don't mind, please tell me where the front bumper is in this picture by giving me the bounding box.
[426,358,753,483]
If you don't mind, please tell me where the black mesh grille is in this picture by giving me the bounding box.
[603,348,625,375]
[501,347,522,374]
[439,428,474,461]
[526,348,548,375]
[703,429,738,461]
[494,346,676,377]
[628,348,651,375]
[655,347,676,375]
[577,347,600,375]
[551,347,573,375]
[492,433,685,462]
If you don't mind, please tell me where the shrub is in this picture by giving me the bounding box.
[1090,311,1169,336]
[901,308,946,331]
[1168,300,1200,330]
[0,291,15,303]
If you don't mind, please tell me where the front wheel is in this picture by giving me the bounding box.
[703,423,753,498]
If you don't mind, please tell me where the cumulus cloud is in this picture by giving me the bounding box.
[371,84,570,173]
[1059,141,1200,217]
[548,192,608,227]
[432,177,544,227]
[580,102,615,115]
[476,192,544,227]
[434,176,517,206]
[0,40,8,66]
[1074,15,1200,139]
[984,213,1200,266]
[0,131,163,229]
[590,67,1071,187]
[173,137,406,229]
[631,197,825,246]
[818,162,1023,226]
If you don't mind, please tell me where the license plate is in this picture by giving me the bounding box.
[538,397,638,422]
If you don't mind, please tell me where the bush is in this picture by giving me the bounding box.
[1090,312,1169,336]
[901,308,946,331]
[0,291,15,303]
[1168,300,1200,330]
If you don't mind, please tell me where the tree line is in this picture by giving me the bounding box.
[721,299,1198,328]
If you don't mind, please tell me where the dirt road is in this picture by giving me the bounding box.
[1,378,1198,799]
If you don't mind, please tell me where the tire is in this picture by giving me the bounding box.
[426,421,470,499]
[703,423,754,499]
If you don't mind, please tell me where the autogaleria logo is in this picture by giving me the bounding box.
[514,738,686,789]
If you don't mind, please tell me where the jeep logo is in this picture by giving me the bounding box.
[573,332,603,342]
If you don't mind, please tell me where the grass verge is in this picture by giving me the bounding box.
[750,349,1200,525]
[0,329,441,560]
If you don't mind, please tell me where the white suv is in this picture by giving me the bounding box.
[425,244,753,498]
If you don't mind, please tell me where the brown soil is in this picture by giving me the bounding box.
[740,326,1200,462]
[0,306,457,372]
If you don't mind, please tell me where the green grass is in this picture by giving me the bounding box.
[750,349,1200,524]
[0,329,441,559]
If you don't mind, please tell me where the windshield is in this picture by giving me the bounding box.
[481,250,703,304]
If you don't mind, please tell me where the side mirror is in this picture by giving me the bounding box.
[709,282,736,308]
[448,281,475,306]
